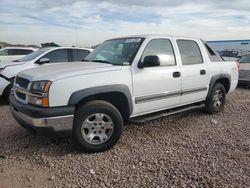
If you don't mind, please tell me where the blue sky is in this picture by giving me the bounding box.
[0,0,250,47]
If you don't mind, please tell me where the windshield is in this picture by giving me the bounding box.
[220,51,238,58]
[17,48,49,62]
[239,54,250,63]
[85,38,144,65]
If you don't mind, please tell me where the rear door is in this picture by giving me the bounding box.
[176,39,209,105]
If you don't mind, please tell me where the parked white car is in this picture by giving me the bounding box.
[0,47,38,62]
[0,47,93,101]
[10,35,238,153]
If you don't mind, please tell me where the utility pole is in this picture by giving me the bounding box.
[75,28,78,46]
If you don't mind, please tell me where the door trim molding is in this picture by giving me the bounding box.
[182,87,207,95]
[135,90,181,104]
[135,87,208,104]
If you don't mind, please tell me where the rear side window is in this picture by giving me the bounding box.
[203,42,223,62]
[204,44,216,56]
[43,49,69,63]
[12,49,33,55]
[177,40,203,65]
[72,49,90,61]
[142,39,176,66]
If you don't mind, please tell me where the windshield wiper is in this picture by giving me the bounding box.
[92,60,114,65]
[12,60,20,62]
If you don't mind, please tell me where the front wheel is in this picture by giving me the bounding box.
[3,81,13,103]
[72,100,123,153]
[205,83,226,114]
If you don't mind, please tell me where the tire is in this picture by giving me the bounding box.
[3,81,14,103]
[72,100,123,153]
[205,83,226,114]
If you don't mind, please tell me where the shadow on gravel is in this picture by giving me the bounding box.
[0,97,8,106]
[3,110,206,158]
[3,131,75,157]
[237,85,250,90]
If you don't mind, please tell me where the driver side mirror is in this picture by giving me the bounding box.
[37,58,50,64]
[138,55,160,68]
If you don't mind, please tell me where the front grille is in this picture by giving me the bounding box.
[16,92,26,100]
[15,76,30,102]
[16,76,29,89]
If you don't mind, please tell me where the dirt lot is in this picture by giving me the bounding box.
[0,88,249,188]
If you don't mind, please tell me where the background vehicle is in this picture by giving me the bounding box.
[10,35,238,153]
[238,54,250,86]
[219,49,249,61]
[0,47,38,62]
[0,47,93,101]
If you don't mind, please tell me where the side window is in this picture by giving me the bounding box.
[72,49,90,61]
[0,49,10,55]
[142,39,176,66]
[12,49,33,55]
[177,40,203,65]
[43,49,69,63]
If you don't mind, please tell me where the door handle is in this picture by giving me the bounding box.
[200,70,206,75]
[173,71,181,78]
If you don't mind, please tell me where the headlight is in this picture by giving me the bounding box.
[28,80,52,107]
[30,81,51,92]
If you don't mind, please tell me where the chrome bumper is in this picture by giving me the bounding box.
[10,106,74,131]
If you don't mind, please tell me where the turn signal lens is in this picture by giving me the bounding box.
[42,97,49,107]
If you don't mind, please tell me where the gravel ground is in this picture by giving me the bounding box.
[0,88,249,188]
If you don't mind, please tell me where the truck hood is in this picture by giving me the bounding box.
[18,62,122,81]
[0,61,25,70]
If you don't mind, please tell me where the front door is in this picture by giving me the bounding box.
[132,38,182,116]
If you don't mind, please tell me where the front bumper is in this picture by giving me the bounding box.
[10,95,75,136]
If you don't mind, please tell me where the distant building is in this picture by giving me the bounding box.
[207,39,250,52]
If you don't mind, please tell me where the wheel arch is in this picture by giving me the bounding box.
[207,74,231,100]
[68,85,133,121]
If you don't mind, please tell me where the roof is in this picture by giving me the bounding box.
[109,34,202,41]
[207,39,250,43]
[40,46,93,51]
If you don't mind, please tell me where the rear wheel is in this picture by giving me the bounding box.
[72,100,123,153]
[205,83,226,114]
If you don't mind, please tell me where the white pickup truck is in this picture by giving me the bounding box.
[10,35,239,153]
